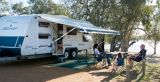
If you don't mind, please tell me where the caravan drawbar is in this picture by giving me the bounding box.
[0,14,119,60]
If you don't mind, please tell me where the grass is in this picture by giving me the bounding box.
[112,63,160,82]
[142,64,160,81]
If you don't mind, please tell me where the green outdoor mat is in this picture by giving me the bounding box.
[48,57,95,70]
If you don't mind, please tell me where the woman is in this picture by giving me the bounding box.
[93,43,102,62]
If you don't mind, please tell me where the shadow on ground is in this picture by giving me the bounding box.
[90,71,118,82]
[144,64,160,81]
[1,55,159,82]
[147,57,160,63]
[0,56,80,82]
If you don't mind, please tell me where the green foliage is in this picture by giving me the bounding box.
[62,0,153,51]
[28,0,55,14]
[28,0,70,16]
[105,35,113,43]
[146,12,160,41]
[142,1,160,54]
[0,0,9,14]
[12,2,29,14]
[145,1,160,41]
[51,5,70,16]
[142,6,154,31]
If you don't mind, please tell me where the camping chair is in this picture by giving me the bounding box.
[103,52,113,66]
[93,51,106,67]
[131,50,147,70]
[116,58,125,74]
[112,54,125,73]
[133,55,146,71]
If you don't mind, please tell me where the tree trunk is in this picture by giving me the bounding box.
[121,23,134,52]
[110,36,121,52]
[110,36,116,52]
[126,64,131,82]
[99,34,105,52]
[94,34,105,52]
[142,59,146,76]
[129,41,136,47]
[153,19,158,54]
[121,39,129,52]
[154,40,157,54]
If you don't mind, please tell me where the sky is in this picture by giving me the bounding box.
[146,0,157,5]
[6,0,60,6]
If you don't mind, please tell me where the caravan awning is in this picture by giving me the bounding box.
[37,14,120,35]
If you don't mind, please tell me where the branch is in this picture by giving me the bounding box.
[134,27,145,31]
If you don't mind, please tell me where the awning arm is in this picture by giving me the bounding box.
[51,27,76,44]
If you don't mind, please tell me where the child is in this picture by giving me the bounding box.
[111,53,124,73]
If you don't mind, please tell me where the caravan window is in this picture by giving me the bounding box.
[39,22,50,27]
[39,34,50,39]
[57,24,63,29]
[67,27,77,35]
[83,34,93,42]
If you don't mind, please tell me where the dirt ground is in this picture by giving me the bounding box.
[2,56,160,82]
[0,57,125,82]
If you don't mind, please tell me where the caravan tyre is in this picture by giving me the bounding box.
[64,51,69,59]
[71,50,77,58]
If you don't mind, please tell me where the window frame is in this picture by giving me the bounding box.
[39,33,50,39]
[67,27,77,35]
[39,22,50,28]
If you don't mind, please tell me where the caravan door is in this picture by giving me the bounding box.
[37,22,53,54]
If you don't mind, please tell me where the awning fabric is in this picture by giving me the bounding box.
[37,14,120,35]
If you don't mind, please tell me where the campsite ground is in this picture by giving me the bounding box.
[0,55,160,82]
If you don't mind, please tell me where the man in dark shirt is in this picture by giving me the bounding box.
[127,44,147,65]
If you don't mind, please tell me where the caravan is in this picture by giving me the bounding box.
[0,14,119,60]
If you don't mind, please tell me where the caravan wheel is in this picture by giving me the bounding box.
[71,50,77,58]
[64,51,69,59]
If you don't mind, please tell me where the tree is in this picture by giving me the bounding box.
[145,1,160,54]
[28,0,54,14]
[28,0,70,16]
[0,0,9,15]
[62,0,153,52]
[12,2,29,14]
[111,0,154,52]
[62,0,122,51]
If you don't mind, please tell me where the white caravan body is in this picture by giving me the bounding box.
[0,15,119,59]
